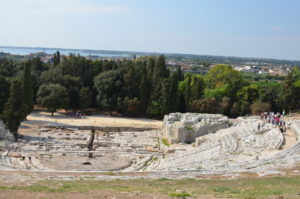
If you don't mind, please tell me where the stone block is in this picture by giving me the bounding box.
[162,113,229,144]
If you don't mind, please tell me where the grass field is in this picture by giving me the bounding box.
[0,176,300,198]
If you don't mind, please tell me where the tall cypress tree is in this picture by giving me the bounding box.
[160,78,171,114]
[0,76,10,116]
[185,75,191,112]
[53,51,61,66]
[56,51,61,65]
[3,79,27,140]
[169,72,179,112]
[23,62,33,116]
[191,76,205,100]
[153,55,168,83]
[139,72,151,114]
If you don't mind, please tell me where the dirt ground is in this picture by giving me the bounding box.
[0,190,228,199]
[20,109,162,132]
[0,190,168,199]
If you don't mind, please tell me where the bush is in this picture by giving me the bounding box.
[190,98,218,113]
[250,102,271,115]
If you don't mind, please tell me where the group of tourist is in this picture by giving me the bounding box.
[260,111,287,134]
[70,112,86,119]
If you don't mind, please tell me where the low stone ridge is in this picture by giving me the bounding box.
[162,113,229,144]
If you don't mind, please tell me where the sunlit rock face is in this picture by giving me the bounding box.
[162,113,229,144]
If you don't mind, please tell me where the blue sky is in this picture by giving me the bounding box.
[0,0,299,60]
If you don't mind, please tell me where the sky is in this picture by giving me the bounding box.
[0,0,299,60]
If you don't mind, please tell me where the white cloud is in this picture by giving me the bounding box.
[270,25,283,31]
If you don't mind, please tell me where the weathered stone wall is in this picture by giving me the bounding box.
[162,113,229,144]
[290,121,300,142]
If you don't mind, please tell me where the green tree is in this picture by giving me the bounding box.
[204,84,231,100]
[204,64,244,99]
[147,79,163,116]
[281,67,300,111]
[160,78,172,114]
[40,66,63,84]
[0,58,16,77]
[37,84,69,116]
[123,63,141,98]
[94,69,124,110]
[191,75,205,100]
[139,70,151,114]
[23,61,33,116]
[236,84,259,115]
[185,75,191,111]
[168,72,180,112]
[30,57,48,103]
[255,81,282,111]
[79,87,93,109]
[0,76,10,116]
[53,51,61,66]
[61,75,82,111]
[3,79,27,140]
[176,65,183,81]
[153,55,168,83]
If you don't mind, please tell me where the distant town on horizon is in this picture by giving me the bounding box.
[1,45,300,62]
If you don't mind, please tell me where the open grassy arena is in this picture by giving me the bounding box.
[0,176,300,199]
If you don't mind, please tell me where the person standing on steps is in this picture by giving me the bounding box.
[88,127,96,158]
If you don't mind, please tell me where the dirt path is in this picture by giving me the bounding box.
[281,113,299,150]
[282,129,297,150]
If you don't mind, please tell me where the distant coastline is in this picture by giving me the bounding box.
[1,45,300,65]
[0,46,131,58]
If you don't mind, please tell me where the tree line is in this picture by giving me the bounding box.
[1,52,300,140]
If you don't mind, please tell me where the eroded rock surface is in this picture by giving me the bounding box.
[0,127,160,171]
[0,121,13,141]
[144,118,300,176]
[162,113,229,144]
[0,114,299,177]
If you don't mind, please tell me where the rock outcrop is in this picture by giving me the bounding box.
[145,118,287,172]
[162,113,229,144]
[0,121,12,141]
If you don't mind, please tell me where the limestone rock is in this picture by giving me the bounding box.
[0,121,13,141]
[162,113,229,144]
